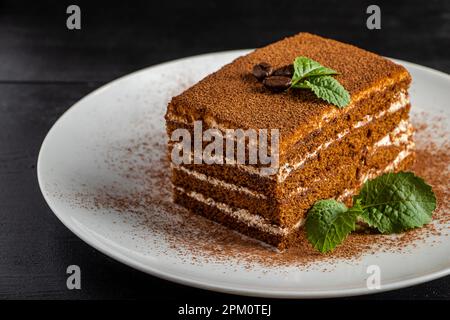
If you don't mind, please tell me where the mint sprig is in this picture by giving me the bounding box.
[305,172,436,253]
[290,56,350,108]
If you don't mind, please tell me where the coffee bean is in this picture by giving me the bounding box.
[273,64,294,77]
[263,76,291,91]
[252,62,272,81]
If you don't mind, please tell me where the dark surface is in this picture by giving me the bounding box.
[0,0,449,300]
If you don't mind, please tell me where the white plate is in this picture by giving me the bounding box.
[38,50,450,298]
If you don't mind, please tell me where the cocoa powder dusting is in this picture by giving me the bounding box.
[71,113,449,270]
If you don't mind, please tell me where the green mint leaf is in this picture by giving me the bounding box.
[291,56,338,85]
[290,56,350,108]
[301,76,351,108]
[355,172,436,233]
[305,199,361,253]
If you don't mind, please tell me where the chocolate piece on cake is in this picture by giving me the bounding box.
[165,33,414,250]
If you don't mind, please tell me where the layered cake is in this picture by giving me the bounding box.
[165,33,414,250]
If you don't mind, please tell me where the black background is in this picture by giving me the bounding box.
[0,0,449,300]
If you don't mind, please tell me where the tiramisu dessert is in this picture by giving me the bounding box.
[165,33,415,250]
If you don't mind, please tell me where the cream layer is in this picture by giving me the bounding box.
[172,163,267,199]
[174,186,305,236]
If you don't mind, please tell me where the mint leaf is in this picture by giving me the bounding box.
[291,56,337,85]
[302,76,350,108]
[355,172,436,233]
[289,57,350,108]
[305,199,361,253]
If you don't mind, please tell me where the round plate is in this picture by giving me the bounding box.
[38,50,450,298]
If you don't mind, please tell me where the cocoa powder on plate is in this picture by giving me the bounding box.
[70,114,449,270]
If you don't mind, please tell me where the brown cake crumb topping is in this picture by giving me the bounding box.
[167,33,411,145]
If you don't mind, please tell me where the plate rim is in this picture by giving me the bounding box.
[37,50,450,299]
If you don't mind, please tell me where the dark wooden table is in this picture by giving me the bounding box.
[1,0,449,300]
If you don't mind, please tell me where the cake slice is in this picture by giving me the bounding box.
[165,33,414,250]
